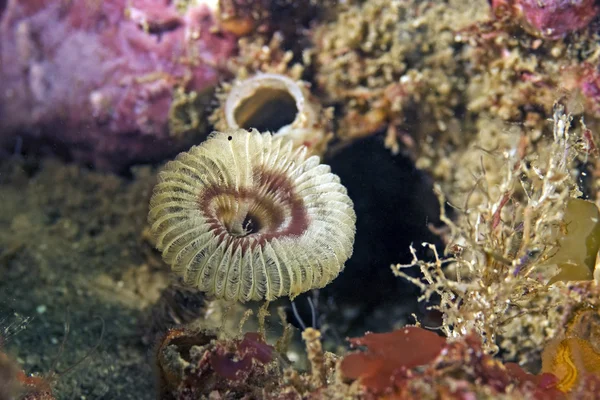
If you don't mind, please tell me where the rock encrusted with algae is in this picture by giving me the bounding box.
[312,0,487,155]
[155,327,347,399]
[307,0,600,188]
[341,326,567,399]
[491,0,600,39]
[155,324,575,399]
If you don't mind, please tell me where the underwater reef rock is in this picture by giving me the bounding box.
[0,0,237,171]
[491,0,600,39]
[156,329,281,399]
[156,325,575,399]
[568,63,600,117]
[156,326,351,400]
[311,0,489,159]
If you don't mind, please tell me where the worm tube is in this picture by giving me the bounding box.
[212,74,331,156]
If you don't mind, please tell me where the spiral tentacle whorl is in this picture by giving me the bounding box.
[148,129,356,302]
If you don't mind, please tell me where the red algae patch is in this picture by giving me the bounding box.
[341,327,565,399]
[341,327,445,392]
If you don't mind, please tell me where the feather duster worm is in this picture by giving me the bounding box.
[148,129,356,302]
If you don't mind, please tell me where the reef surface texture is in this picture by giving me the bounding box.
[3,0,600,398]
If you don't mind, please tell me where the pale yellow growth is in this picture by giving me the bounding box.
[148,129,356,302]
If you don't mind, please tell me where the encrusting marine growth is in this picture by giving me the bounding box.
[211,70,333,157]
[148,129,356,302]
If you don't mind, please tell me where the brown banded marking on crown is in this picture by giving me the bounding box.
[198,167,310,252]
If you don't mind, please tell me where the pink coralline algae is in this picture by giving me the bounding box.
[491,0,600,39]
[560,63,600,116]
[0,0,237,171]
[156,329,278,399]
[209,332,274,381]
[578,65,600,113]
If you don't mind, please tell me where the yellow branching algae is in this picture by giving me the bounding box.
[392,104,600,363]
[148,129,356,302]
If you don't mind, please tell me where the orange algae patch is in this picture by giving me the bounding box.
[340,327,446,391]
[542,309,600,393]
[542,337,600,392]
[218,17,254,36]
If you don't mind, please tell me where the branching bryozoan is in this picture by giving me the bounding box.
[148,129,356,302]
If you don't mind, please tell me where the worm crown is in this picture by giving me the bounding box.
[148,129,356,302]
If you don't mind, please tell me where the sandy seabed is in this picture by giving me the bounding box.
[0,157,165,399]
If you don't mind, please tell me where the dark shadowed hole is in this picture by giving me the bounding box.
[288,134,445,339]
[143,18,182,35]
[162,332,213,363]
[241,214,261,236]
[234,88,298,132]
[228,213,262,237]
